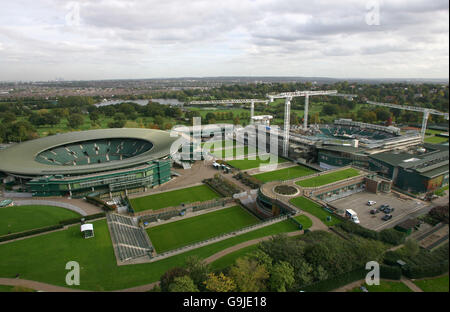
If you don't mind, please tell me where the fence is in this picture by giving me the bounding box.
[151,214,289,261]
[135,197,234,223]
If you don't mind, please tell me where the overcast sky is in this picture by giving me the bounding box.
[0,0,448,81]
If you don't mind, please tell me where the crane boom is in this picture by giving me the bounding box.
[189,99,268,105]
[188,99,269,123]
[366,100,449,140]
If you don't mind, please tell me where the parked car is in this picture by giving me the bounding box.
[379,204,389,211]
[382,214,393,221]
[384,207,395,214]
[370,209,379,214]
[367,200,377,206]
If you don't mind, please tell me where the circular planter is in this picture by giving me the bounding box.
[273,185,299,196]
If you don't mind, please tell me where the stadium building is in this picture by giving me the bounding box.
[368,143,449,193]
[0,128,178,198]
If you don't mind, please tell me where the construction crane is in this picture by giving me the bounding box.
[267,90,339,157]
[188,99,269,121]
[366,100,449,141]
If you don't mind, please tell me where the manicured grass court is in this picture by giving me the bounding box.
[293,215,313,229]
[296,168,360,188]
[413,274,449,292]
[0,205,81,236]
[130,184,221,212]
[290,197,342,226]
[424,136,449,144]
[147,206,260,253]
[211,146,263,158]
[0,218,298,291]
[252,165,316,182]
[227,155,289,170]
[351,280,413,292]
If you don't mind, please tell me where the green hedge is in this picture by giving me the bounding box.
[58,212,106,225]
[336,221,378,240]
[301,267,367,292]
[379,228,407,245]
[337,220,406,245]
[85,196,114,211]
[0,224,64,242]
[403,261,449,279]
[380,264,402,280]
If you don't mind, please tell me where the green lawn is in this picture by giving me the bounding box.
[0,218,298,291]
[290,197,341,226]
[130,184,221,212]
[293,215,313,229]
[211,146,256,158]
[424,136,449,144]
[147,206,260,253]
[201,140,236,151]
[413,274,449,292]
[227,156,289,170]
[0,205,81,236]
[351,281,413,292]
[296,168,361,188]
[0,285,14,292]
[252,165,316,183]
[210,244,259,271]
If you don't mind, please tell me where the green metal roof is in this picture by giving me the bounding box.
[368,152,415,167]
[0,128,178,177]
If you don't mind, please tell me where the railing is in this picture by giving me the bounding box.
[152,214,289,260]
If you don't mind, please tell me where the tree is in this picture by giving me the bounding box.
[204,272,236,292]
[0,112,16,123]
[67,114,84,129]
[185,256,210,290]
[233,116,240,125]
[404,239,420,257]
[376,109,390,122]
[154,115,165,129]
[89,111,100,123]
[160,267,189,292]
[229,257,269,292]
[168,276,199,292]
[205,112,216,124]
[322,104,339,116]
[269,261,295,292]
[42,111,59,127]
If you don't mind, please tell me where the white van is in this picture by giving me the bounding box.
[345,209,360,224]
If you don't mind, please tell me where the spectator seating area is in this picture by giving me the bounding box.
[107,213,154,262]
[36,139,153,166]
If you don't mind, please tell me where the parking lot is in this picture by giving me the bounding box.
[329,191,429,231]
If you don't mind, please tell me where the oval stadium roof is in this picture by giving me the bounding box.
[0,128,178,177]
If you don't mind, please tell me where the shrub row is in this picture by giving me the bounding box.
[203,174,241,197]
[85,196,115,211]
[380,264,402,280]
[337,220,406,245]
[233,172,262,189]
[403,261,449,279]
[58,212,106,225]
[0,224,64,242]
[301,267,367,292]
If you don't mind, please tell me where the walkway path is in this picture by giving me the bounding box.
[331,277,424,292]
[0,278,88,292]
